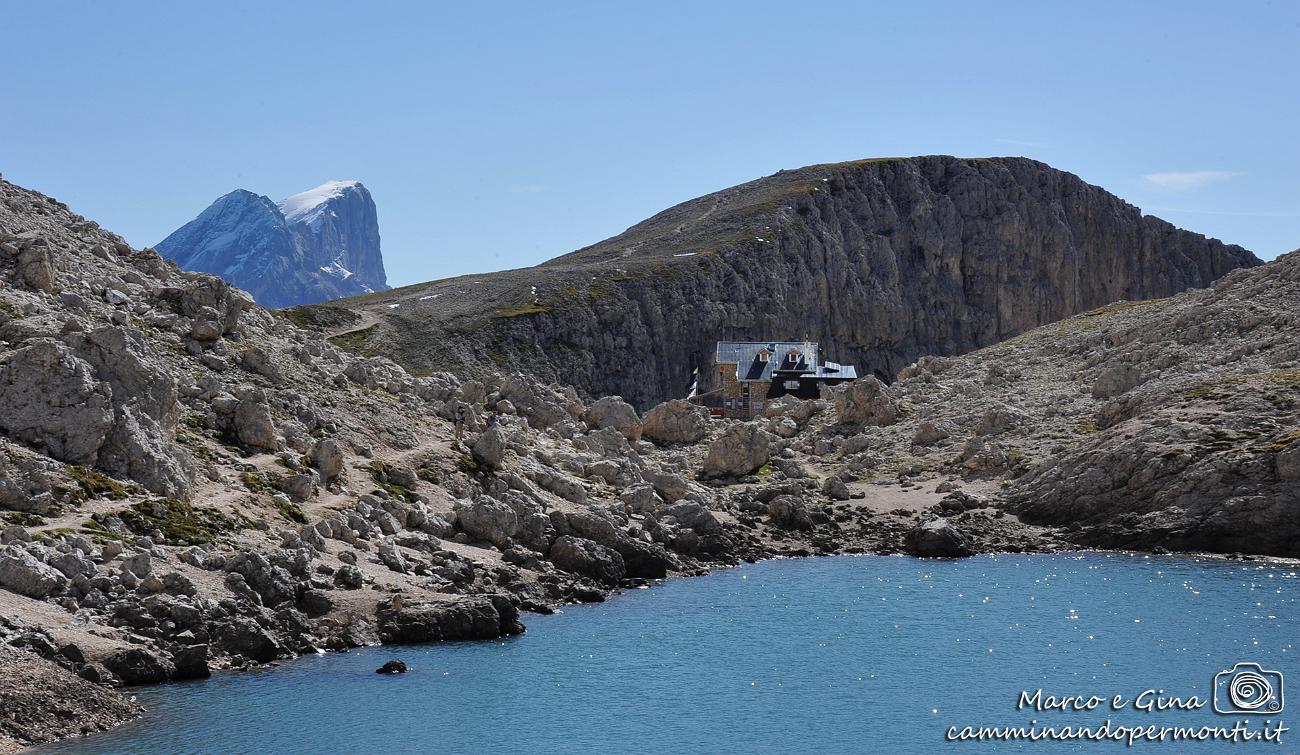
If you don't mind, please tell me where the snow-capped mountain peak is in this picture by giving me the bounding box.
[157,179,386,307]
[277,180,364,225]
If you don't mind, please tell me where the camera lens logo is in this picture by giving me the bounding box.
[1214,663,1285,715]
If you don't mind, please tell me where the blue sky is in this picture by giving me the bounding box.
[3,1,1297,286]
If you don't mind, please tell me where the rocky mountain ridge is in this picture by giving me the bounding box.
[305,156,1259,408]
[157,180,387,308]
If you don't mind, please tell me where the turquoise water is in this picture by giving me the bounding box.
[41,553,1298,754]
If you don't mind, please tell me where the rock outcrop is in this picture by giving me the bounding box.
[832,377,898,426]
[905,518,974,558]
[701,423,770,478]
[998,252,1300,556]
[312,156,1258,408]
[157,181,387,307]
[641,399,711,446]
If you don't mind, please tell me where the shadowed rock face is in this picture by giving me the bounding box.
[316,156,1258,409]
[157,181,387,308]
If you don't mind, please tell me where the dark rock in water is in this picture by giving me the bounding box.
[376,659,408,674]
[103,647,176,685]
[905,518,974,558]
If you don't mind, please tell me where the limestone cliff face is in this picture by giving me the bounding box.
[278,180,387,294]
[317,157,1259,408]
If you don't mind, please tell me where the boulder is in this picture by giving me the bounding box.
[528,468,588,505]
[233,389,279,450]
[583,396,642,442]
[939,490,987,513]
[277,472,318,502]
[472,425,507,470]
[904,518,974,558]
[558,509,620,544]
[548,535,625,586]
[0,546,69,598]
[620,483,664,514]
[299,588,335,617]
[215,616,284,662]
[763,395,823,425]
[573,426,630,458]
[122,551,152,578]
[454,497,519,547]
[612,538,676,579]
[833,377,898,426]
[310,438,345,483]
[334,564,364,589]
[657,501,721,534]
[702,423,770,478]
[190,319,223,342]
[377,539,408,573]
[77,661,115,686]
[497,373,575,430]
[375,594,524,643]
[171,644,211,680]
[103,647,175,685]
[768,416,799,438]
[0,339,113,465]
[821,475,851,501]
[17,242,57,291]
[645,471,690,503]
[767,495,814,530]
[63,326,192,496]
[376,659,408,674]
[641,399,710,446]
[225,551,296,607]
[49,552,96,579]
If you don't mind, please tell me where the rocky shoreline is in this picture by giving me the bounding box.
[11,535,1291,754]
[0,519,1042,754]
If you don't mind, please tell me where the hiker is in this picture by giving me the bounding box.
[454,405,467,444]
[485,412,499,429]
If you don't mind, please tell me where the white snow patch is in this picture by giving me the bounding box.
[419,294,441,301]
[278,180,362,224]
[318,259,354,280]
[387,304,400,309]
[673,252,698,257]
